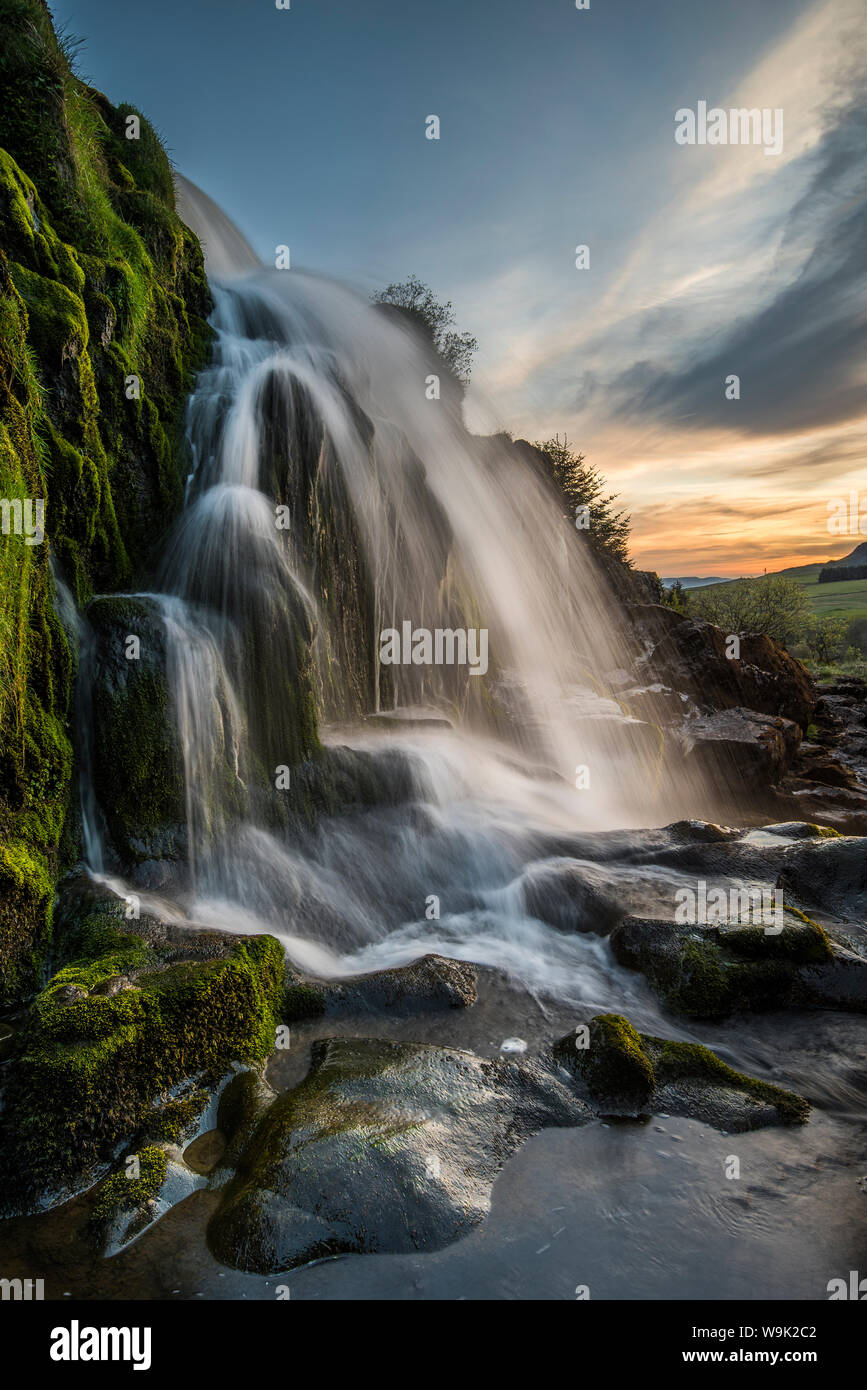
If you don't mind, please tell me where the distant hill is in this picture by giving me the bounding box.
[684,544,867,624]
[661,575,731,589]
[830,542,867,568]
[818,542,867,585]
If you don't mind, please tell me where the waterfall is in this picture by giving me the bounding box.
[74,180,711,997]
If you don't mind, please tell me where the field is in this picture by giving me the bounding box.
[693,563,867,623]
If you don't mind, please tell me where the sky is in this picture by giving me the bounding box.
[48,0,867,576]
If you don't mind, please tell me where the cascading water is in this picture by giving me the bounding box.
[76,178,716,1004]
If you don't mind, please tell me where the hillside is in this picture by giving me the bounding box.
[669,543,867,624]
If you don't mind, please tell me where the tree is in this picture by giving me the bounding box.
[805,615,848,664]
[373,275,478,385]
[666,579,688,612]
[535,434,631,564]
[690,576,810,647]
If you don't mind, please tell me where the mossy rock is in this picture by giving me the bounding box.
[89,1143,167,1230]
[0,919,284,1211]
[610,912,836,1019]
[643,1036,809,1125]
[553,1014,809,1127]
[553,1012,655,1114]
[207,1036,586,1273]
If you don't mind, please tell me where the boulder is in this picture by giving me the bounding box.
[777,837,867,922]
[677,708,801,791]
[520,858,625,934]
[631,612,816,730]
[282,954,478,1021]
[207,1036,587,1272]
[608,911,860,1018]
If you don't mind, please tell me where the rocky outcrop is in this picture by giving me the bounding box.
[629,608,816,730]
[609,908,867,1019]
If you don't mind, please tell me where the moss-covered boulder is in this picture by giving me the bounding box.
[0,887,284,1212]
[553,1014,808,1126]
[553,1013,655,1114]
[0,0,213,999]
[607,910,862,1018]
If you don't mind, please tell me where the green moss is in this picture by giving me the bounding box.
[555,1012,655,1111]
[644,1037,810,1124]
[0,0,214,1000]
[555,1016,809,1125]
[90,1144,167,1228]
[143,1090,209,1143]
[722,914,831,964]
[0,931,284,1209]
[617,910,833,1020]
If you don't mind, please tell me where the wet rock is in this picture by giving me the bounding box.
[777,837,867,922]
[553,1017,808,1128]
[677,708,801,790]
[282,954,477,1021]
[619,683,691,725]
[760,822,842,840]
[207,1036,587,1273]
[798,947,867,1010]
[666,820,743,844]
[183,1129,226,1175]
[521,859,624,934]
[216,1069,278,1170]
[553,1013,654,1115]
[92,1143,208,1256]
[609,911,849,1018]
[208,1021,808,1273]
[86,596,188,869]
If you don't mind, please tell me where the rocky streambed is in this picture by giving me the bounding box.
[1,815,865,1300]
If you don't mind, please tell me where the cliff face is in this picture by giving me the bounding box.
[0,0,213,1001]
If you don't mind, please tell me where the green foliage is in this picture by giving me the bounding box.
[804,615,849,664]
[373,274,478,386]
[688,575,811,646]
[535,434,631,564]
